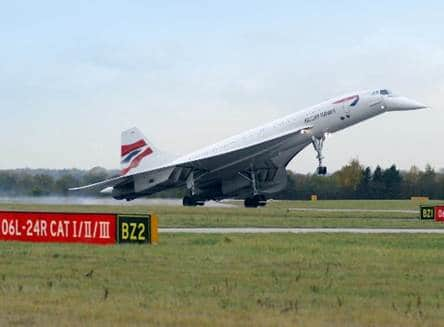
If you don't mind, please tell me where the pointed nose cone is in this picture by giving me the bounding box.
[384,96,428,111]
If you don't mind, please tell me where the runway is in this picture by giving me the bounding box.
[160,227,444,234]
[0,197,236,208]
[287,208,417,214]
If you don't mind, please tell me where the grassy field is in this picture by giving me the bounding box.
[1,199,444,228]
[1,234,444,326]
[1,200,444,326]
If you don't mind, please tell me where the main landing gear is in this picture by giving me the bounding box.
[182,196,205,207]
[182,172,205,207]
[244,194,267,208]
[312,135,327,175]
[240,165,267,208]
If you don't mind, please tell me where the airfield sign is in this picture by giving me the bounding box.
[117,215,156,244]
[419,205,444,222]
[0,211,158,245]
[435,206,444,222]
[420,206,435,220]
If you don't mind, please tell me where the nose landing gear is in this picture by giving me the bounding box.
[312,135,327,175]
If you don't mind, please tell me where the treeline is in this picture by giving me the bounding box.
[0,167,117,196]
[0,160,443,199]
[276,160,444,200]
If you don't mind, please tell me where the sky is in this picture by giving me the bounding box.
[1,0,443,173]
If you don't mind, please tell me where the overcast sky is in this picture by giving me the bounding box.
[1,1,443,173]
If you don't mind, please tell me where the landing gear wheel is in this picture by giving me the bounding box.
[317,166,327,175]
[255,194,267,207]
[244,197,258,208]
[244,195,267,208]
[183,196,205,207]
[183,196,196,207]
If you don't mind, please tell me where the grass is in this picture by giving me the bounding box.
[1,200,444,326]
[267,199,443,210]
[1,234,444,326]
[1,199,444,228]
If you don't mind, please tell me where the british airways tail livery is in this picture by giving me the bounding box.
[70,89,427,207]
[120,128,175,175]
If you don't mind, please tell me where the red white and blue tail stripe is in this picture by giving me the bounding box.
[121,128,154,175]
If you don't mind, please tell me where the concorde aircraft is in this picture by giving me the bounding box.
[70,89,427,207]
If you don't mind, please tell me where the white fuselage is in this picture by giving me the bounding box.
[174,90,384,165]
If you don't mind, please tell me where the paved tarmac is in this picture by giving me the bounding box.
[287,208,417,213]
[160,227,444,234]
[0,197,235,207]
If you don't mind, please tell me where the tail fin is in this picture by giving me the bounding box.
[120,127,174,175]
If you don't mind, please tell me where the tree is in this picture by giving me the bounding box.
[371,166,385,198]
[335,159,364,198]
[438,174,444,199]
[357,167,372,199]
[54,174,80,195]
[275,171,299,200]
[403,166,421,197]
[82,167,110,185]
[309,174,341,199]
[382,165,402,199]
[0,172,18,195]
[32,174,54,196]
[419,164,438,198]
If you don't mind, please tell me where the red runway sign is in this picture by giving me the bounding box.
[0,211,116,245]
[435,206,444,222]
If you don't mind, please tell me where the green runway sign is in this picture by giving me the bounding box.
[117,215,158,244]
[420,206,435,220]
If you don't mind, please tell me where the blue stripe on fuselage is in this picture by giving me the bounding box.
[350,96,360,107]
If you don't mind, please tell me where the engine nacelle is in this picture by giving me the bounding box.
[221,167,288,197]
[112,182,135,200]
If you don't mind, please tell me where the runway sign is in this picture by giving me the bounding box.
[0,211,158,245]
[435,206,444,222]
[118,214,158,244]
[420,206,435,220]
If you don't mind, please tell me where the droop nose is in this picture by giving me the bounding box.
[384,96,428,111]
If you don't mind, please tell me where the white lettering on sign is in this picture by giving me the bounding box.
[26,219,47,237]
[37,219,112,239]
[73,221,78,237]
[0,213,117,244]
[99,221,110,239]
[1,219,22,236]
[84,221,92,238]
[50,220,66,237]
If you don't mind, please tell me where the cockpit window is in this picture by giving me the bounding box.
[380,89,391,95]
